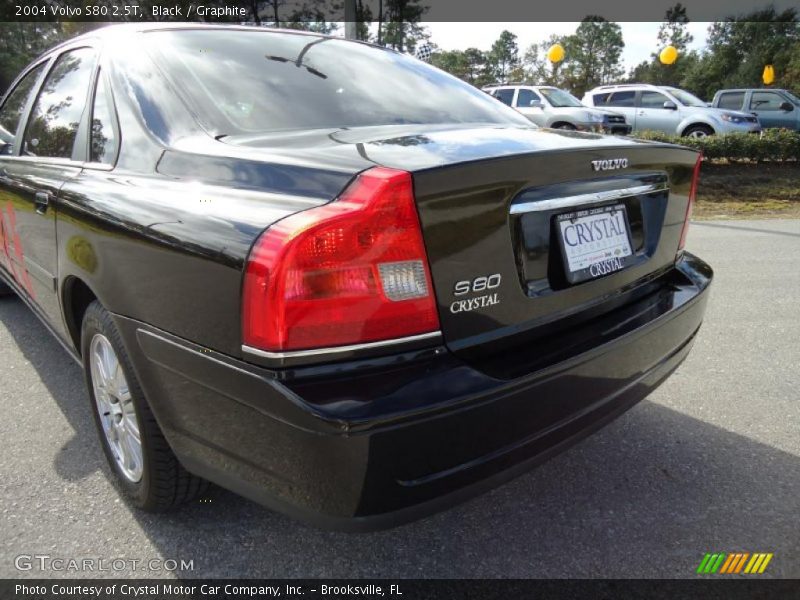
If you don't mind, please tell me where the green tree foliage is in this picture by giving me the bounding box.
[682,8,799,99]
[520,35,569,87]
[6,5,799,104]
[560,17,625,97]
[785,42,800,91]
[0,23,71,94]
[488,30,520,82]
[382,0,429,53]
[657,3,693,51]
[463,48,493,86]
[628,3,698,87]
[354,0,373,42]
[430,50,470,81]
[431,47,496,87]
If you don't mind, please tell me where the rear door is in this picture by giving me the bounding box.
[0,60,48,292]
[0,45,98,334]
[749,91,796,129]
[493,88,515,108]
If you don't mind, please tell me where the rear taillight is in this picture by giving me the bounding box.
[678,153,702,252]
[242,167,440,353]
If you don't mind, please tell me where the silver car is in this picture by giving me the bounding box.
[582,83,761,137]
[484,84,632,135]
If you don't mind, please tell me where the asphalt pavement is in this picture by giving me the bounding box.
[1,219,798,579]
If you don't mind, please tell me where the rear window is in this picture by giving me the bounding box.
[146,30,528,134]
[24,47,97,159]
[494,89,515,106]
[0,63,45,154]
[717,92,744,111]
[591,92,611,105]
[605,91,636,107]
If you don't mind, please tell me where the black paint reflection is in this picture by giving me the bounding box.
[24,48,96,159]
[146,29,529,135]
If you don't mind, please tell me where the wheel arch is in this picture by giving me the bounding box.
[61,276,100,356]
[679,119,716,137]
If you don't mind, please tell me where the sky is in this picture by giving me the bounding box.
[424,22,712,72]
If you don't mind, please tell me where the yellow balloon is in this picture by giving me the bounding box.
[659,46,678,65]
[547,43,565,64]
[763,65,775,85]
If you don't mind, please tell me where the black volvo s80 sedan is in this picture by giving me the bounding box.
[0,24,711,530]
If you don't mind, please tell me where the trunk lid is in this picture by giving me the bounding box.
[219,125,697,369]
[402,129,699,368]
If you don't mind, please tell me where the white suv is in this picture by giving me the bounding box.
[582,83,761,137]
[484,84,631,135]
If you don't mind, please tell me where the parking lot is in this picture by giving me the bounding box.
[1,218,798,579]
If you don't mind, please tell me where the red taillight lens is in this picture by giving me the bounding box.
[242,167,440,352]
[679,153,702,252]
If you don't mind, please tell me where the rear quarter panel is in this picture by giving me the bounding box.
[56,169,339,356]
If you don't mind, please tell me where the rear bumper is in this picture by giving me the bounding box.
[115,253,712,531]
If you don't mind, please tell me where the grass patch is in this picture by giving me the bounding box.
[694,161,800,220]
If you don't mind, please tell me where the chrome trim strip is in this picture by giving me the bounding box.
[242,331,443,360]
[509,182,667,215]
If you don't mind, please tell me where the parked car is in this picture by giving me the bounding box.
[712,88,800,130]
[484,83,631,135]
[0,124,12,153]
[582,83,761,137]
[0,24,712,530]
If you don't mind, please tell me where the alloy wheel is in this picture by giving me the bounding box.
[89,333,143,482]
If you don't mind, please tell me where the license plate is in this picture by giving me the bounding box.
[556,204,635,283]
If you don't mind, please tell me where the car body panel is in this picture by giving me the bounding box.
[712,88,800,130]
[583,85,762,135]
[0,160,76,337]
[484,85,632,135]
[102,252,711,530]
[221,124,649,172]
[0,25,713,528]
[410,140,696,352]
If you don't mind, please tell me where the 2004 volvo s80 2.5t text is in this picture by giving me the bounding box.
[0,24,712,530]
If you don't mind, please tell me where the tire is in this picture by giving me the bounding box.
[553,122,577,130]
[81,301,207,511]
[683,124,714,138]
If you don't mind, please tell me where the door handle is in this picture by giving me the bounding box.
[34,191,51,215]
[638,110,645,116]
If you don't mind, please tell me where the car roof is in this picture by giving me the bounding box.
[41,23,361,58]
[483,83,531,89]
[482,84,561,91]
[715,88,790,93]
[586,83,663,94]
[68,22,322,39]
